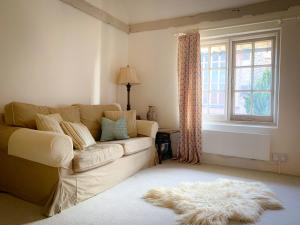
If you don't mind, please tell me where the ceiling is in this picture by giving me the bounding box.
[87,0,267,24]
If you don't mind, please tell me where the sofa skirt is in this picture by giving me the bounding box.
[0,143,156,217]
[45,147,156,216]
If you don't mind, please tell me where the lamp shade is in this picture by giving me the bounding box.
[117,65,140,85]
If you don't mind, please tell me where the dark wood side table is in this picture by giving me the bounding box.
[155,128,179,164]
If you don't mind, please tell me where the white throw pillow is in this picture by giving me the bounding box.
[36,113,64,134]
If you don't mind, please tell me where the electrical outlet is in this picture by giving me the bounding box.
[272,153,288,162]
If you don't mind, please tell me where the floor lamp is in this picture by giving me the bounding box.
[117,65,140,110]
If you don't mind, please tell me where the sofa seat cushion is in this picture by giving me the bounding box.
[102,137,152,156]
[73,143,123,173]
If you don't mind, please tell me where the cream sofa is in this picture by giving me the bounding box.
[0,102,158,216]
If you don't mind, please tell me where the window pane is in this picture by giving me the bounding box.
[253,67,272,90]
[254,40,272,65]
[202,91,209,105]
[202,92,209,115]
[236,43,252,66]
[234,92,251,115]
[235,68,251,90]
[211,45,226,68]
[219,70,226,90]
[201,47,209,69]
[211,70,218,91]
[208,91,225,115]
[202,106,208,115]
[210,69,226,91]
[253,92,271,116]
[218,92,226,107]
[210,92,218,105]
[202,69,209,91]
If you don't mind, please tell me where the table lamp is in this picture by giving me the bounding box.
[117,65,140,110]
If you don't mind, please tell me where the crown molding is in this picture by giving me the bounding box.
[129,0,300,33]
[59,0,300,34]
[60,0,129,33]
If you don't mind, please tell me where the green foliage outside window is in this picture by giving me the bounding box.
[244,69,271,116]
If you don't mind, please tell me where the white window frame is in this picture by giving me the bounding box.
[201,39,229,121]
[200,31,280,125]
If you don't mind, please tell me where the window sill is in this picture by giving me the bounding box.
[203,121,277,135]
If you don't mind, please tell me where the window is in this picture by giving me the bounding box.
[201,44,227,120]
[200,32,279,124]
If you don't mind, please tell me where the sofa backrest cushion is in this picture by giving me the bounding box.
[74,104,121,141]
[49,106,80,123]
[4,102,49,129]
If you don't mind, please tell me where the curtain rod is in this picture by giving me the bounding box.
[174,16,300,37]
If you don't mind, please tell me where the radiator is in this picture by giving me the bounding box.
[202,130,271,161]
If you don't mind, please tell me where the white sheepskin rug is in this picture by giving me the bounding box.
[144,179,283,225]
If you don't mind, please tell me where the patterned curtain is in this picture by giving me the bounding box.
[177,32,202,163]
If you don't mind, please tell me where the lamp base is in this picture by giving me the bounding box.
[126,83,131,111]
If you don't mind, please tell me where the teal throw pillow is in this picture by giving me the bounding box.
[100,117,129,141]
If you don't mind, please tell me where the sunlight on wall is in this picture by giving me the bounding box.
[99,23,129,106]
[91,25,102,105]
[0,0,128,110]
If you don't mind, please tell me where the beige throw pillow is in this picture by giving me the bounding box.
[104,110,137,138]
[36,113,64,134]
[60,121,96,150]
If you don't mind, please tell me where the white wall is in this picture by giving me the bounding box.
[0,0,128,111]
[128,19,300,176]
[128,28,179,128]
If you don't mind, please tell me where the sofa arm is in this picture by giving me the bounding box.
[136,120,159,138]
[8,128,74,168]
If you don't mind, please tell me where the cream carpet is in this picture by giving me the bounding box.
[144,179,283,225]
[0,161,300,225]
